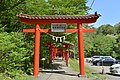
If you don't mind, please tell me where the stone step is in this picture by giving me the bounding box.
[41,69,65,73]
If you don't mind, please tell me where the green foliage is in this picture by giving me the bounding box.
[84,23,120,59]
[0,0,26,32]
[84,32,116,57]
[47,0,89,15]
[97,24,116,35]
[114,22,120,34]
[0,0,89,32]
[0,32,34,77]
[93,35,116,55]
[84,33,95,57]
[0,73,34,80]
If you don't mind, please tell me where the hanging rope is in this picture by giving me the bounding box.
[40,29,77,42]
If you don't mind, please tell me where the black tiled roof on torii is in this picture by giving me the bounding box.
[17,12,101,20]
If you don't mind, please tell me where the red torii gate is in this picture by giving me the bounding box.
[62,43,71,66]
[17,12,100,76]
[46,41,58,63]
[46,41,70,65]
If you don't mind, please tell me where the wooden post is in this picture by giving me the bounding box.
[55,47,58,57]
[54,47,57,59]
[66,51,69,66]
[34,24,40,76]
[62,48,64,58]
[51,47,54,61]
[50,44,52,64]
[77,23,85,75]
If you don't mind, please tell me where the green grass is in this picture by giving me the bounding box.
[69,59,108,80]
[69,59,79,71]
[0,73,34,80]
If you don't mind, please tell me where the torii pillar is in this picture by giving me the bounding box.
[78,24,85,75]
[77,24,95,75]
[34,24,40,76]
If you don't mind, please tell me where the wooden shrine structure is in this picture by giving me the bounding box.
[17,12,100,76]
[46,41,71,66]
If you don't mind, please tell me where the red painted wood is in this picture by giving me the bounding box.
[77,24,85,75]
[40,29,51,32]
[23,29,35,33]
[23,28,94,33]
[54,47,57,58]
[55,48,58,57]
[62,49,65,58]
[23,29,78,33]
[66,29,78,33]
[46,42,57,64]
[63,44,71,66]
[66,51,69,66]
[82,28,94,32]
[50,43,52,64]
[41,29,78,33]
[19,17,98,24]
[34,24,40,76]
[51,47,54,60]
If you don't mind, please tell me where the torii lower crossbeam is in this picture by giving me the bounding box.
[23,28,94,33]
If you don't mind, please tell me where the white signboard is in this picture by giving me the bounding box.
[51,23,67,32]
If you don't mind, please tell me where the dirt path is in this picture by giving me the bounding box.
[35,58,95,80]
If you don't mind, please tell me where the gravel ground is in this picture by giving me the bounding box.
[34,58,97,80]
[34,58,120,80]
